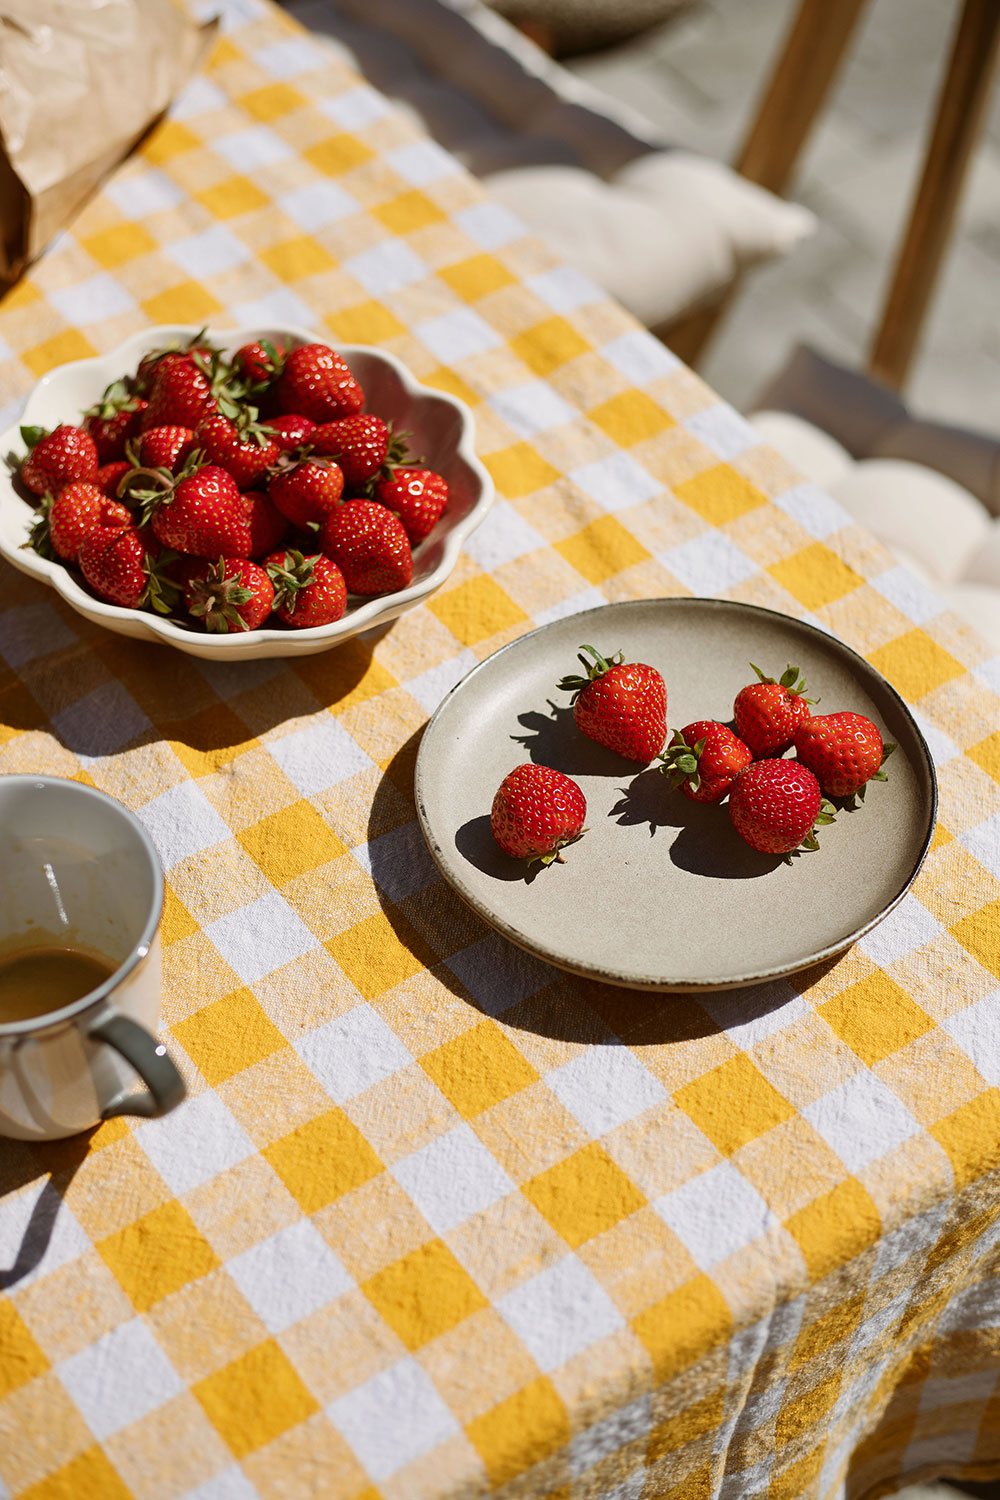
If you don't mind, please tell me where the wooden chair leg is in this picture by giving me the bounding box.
[868,0,1000,389]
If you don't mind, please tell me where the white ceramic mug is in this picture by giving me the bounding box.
[0,775,186,1140]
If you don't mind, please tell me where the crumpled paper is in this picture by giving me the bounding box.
[0,1,217,283]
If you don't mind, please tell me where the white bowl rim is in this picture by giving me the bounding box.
[0,323,494,653]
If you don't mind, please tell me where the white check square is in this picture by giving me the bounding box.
[296,1003,412,1103]
[684,405,759,461]
[58,1319,183,1439]
[0,602,77,668]
[251,37,321,78]
[960,813,1000,878]
[524,265,602,313]
[569,452,661,512]
[134,1092,255,1195]
[535,587,608,626]
[215,127,293,172]
[446,934,553,1015]
[546,1045,667,1137]
[135,780,234,869]
[184,1468,259,1500]
[654,1162,776,1269]
[0,1185,89,1290]
[103,168,184,219]
[461,501,545,570]
[385,140,456,186]
[415,308,503,364]
[354,821,440,902]
[227,1220,352,1333]
[52,681,152,762]
[170,76,226,119]
[870,565,945,626]
[771,482,850,540]
[662,532,757,593]
[48,274,136,325]
[328,1358,459,1480]
[205,891,317,985]
[390,1123,513,1233]
[488,381,577,438]
[267,717,374,796]
[231,288,316,330]
[857,892,943,966]
[280,181,357,232]
[320,87,392,131]
[169,226,252,279]
[803,1072,920,1172]
[344,240,426,295]
[940,993,1000,1086]
[600,331,681,385]
[497,1255,623,1371]
[454,200,523,249]
[404,649,479,714]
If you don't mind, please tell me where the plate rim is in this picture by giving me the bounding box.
[414,596,939,992]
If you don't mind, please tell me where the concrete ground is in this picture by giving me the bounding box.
[565,0,1000,435]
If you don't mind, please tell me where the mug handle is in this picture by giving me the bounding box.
[88,1013,187,1119]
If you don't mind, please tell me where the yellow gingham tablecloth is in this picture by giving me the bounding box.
[2,3,1000,1498]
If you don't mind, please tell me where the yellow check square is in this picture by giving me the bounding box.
[420,1023,539,1116]
[775,1370,841,1445]
[196,176,270,219]
[466,1376,569,1486]
[142,120,201,164]
[326,911,435,998]
[588,390,673,446]
[522,1142,646,1248]
[511,316,590,377]
[263,1110,383,1212]
[97,1201,220,1312]
[818,973,933,1065]
[238,83,307,122]
[931,1088,1000,1188]
[260,236,337,282]
[142,281,224,326]
[23,330,98,379]
[172,989,289,1086]
[440,253,516,301]
[967,731,1000,785]
[556,516,651,584]
[19,1447,133,1500]
[326,301,407,344]
[0,1302,48,1399]
[673,1054,794,1155]
[362,1238,487,1349]
[784,1177,881,1281]
[632,1273,732,1380]
[427,575,529,646]
[236,801,346,885]
[304,134,374,176]
[195,1339,319,1458]
[673,465,767,526]
[768,544,863,611]
[867,629,966,701]
[483,443,561,499]
[81,223,157,269]
[951,899,1000,978]
[374,190,446,234]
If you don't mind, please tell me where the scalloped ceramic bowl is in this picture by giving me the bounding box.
[0,324,494,659]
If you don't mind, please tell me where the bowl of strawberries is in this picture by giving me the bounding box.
[0,324,494,658]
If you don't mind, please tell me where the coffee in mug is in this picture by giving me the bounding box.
[0,935,119,1023]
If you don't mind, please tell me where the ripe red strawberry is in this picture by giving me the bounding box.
[140,353,218,431]
[185,557,275,633]
[265,550,347,628]
[729,760,835,856]
[241,489,289,558]
[131,425,196,471]
[233,339,284,387]
[275,343,364,423]
[147,464,252,558]
[317,499,413,595]
[491,763,587,865]
[20,424,98,496]
[793,712,895,802]
[658,720,752,803]
[135,333,218,395]
[557,645,667,763]
[310,414,391,487]
[734,664,815,758]
[374,466,448,543]
[269,457,344,527]
[194,410,279,489]
[265,413,316,453]
[27,485,129,563]
[82,380,147,461]
[96,460,131,497]
[78,525,175,612]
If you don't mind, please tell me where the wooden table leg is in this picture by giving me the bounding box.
[734,0,870,193]
[868,0,1000,389]
[663,0,868,365]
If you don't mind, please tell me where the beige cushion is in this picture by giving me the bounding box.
[288,0,816,327]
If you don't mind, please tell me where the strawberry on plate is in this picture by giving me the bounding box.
[96,461,132,497]
[241,489,289,559]
[140,351,225,432]
[734,663,815,758]
[728,759,835,857]
[793,712,895,802]
[373,466,448,543]
[275,343,364,423]
[20,424,99,496]
[317,499,412,595]
[557,644,667,763]
[268,457,344,527]
[233,338,284,388]
[265,549,347,628]
[185,557,275,633]
[138,462,252,558]
[78,525,176,613]
[658,720,752,803]
[28,485,130,564]
[491,763,587,865]
[130,425,197,472]
[310,414,395,488]
[265,413,316,454]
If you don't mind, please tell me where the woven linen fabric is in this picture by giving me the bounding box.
[1,3,1000,1499]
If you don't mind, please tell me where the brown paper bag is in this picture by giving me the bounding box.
[0,1,218,283]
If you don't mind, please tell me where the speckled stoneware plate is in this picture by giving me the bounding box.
[414,598,937,992]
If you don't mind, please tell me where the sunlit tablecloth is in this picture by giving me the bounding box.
[1,3,1000,1499]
